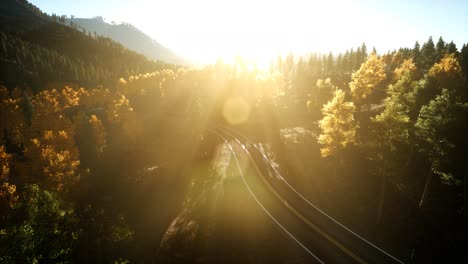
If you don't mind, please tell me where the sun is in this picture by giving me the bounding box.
[188,1,337,64]
[148,0,372,65]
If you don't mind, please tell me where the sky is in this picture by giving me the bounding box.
[30,0,468,64]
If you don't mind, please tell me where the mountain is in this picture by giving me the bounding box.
[0,0,172,90]
[67,17,186,65]
[0,0,48,32]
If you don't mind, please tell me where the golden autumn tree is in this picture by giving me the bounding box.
[373,58,419,151]
[318,89,357,160]
[393,58,418,81]
[88,115,106,153]
[0,145,18,208]
[107,93,142,139]
[20,87,84,192]
[350,53,386,105]
[428,53,463,79]
[417,53,465,109]
[24,130,81,192]
[428,53,465,98]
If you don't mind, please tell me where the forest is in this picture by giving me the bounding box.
[1,0,468,263]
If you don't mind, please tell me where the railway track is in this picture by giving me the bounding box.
[210,126,405,264]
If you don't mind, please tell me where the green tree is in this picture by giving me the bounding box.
[460,43,468,78]
[446,41,457,55]
[421,36,436,71]
[415,90,468,209]
[0,185,78,264]
[370,59,418,224]
[360,42,368,61]
[435,36,446,62]
[412,41,422,70]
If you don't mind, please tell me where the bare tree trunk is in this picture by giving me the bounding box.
[419,165,433,208]
[376,162,388,225]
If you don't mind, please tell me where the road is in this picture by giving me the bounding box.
[210,126,405,264]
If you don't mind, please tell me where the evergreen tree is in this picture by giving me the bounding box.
[361,42,368,60]
[435,36,446,62]
[446,41,457,55]
[421,36,436,71]
[412,41,422,69]
[460,43,468,77]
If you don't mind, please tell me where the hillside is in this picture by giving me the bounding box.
[67,17,186,65]
[0,0,172,90]
[0,0,47,33]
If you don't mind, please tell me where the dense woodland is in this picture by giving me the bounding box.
[0,0,172,90]
[1,0,468,263]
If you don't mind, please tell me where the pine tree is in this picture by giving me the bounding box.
[446,41,457,55]
[421,36,436,71]
[361,42,368,61]
[435,36,446,62]
[460,43,468,77]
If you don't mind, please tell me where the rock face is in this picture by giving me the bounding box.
[67,17,186,65]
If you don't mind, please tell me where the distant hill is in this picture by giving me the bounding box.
[0,0,173,90]
[67,17,186,65]
[0,0,48,32]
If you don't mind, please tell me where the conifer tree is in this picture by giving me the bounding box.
[421,36,436,71]
[435,36,446,62]
[412,41,422,70]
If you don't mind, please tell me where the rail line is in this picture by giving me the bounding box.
[216,125,405,264]
[208,128,326,264]
[215,127,368,264]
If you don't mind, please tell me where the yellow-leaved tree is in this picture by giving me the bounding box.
[25,130,81,192]
[415,53,465,113]
[21,87,83,192]
[318,89,358,174]
[350,53,386,106]
[0,145,18,209]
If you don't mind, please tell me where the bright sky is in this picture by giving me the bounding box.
[30,0,468,64]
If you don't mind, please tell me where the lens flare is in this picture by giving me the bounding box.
[222,97,251,125]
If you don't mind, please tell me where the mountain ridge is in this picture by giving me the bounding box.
[67,17,187,65]
[0,0,172,89]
